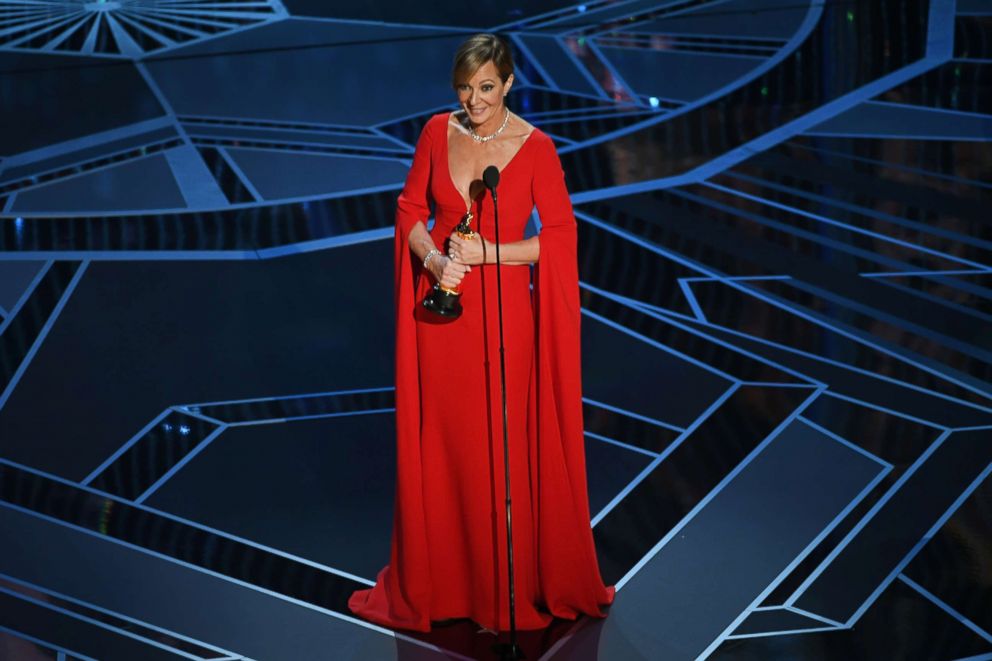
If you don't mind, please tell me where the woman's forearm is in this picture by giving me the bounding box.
[484,235,539,265]
[407,221,437,264]
[413,221,539,267]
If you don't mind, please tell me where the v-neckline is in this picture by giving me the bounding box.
[443,111,537,211]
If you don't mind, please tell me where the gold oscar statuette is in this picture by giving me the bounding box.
[422,211,475,318]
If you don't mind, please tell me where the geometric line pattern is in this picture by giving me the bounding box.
[0,0,990,659]
[0,0,281,57]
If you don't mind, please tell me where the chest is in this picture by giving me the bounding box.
[440,128,532,209]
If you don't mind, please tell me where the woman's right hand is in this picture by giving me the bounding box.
[428,254,471,290]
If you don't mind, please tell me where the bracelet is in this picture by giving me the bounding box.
[423,248,442,269]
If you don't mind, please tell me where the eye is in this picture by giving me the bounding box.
[482,84,494,92]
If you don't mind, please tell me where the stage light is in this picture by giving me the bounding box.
[648,97,660,108]
[180,425,190,435]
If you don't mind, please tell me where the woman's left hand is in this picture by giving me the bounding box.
[448,232,488,266]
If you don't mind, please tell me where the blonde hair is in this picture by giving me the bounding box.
[451,33,514,87]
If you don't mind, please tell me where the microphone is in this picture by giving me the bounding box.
[479,161,520,659]
[483,165,500,197]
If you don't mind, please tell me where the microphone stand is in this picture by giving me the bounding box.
[484,166,524,661]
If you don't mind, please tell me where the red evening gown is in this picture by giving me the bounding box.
[347,112,615,633]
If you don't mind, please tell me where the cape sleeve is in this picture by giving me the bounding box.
[532,132,586,511]
[530,133,615,613]
[389,115,436,625]
[347,115,437,631]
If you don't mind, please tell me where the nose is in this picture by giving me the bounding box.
[469,89,479,105]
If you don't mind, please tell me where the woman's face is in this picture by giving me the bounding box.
[455,60,514,127]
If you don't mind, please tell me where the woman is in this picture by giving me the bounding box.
[347,33,615,634]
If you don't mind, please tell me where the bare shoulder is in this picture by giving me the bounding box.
[421,110,453,136]
[509,112,536,140]
[511,113,554,150]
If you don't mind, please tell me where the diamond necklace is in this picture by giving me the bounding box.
[468,108,510,143]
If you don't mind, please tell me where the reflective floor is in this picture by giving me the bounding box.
[1,1,990,660]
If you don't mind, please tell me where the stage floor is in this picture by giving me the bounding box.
[1,1,991,659]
